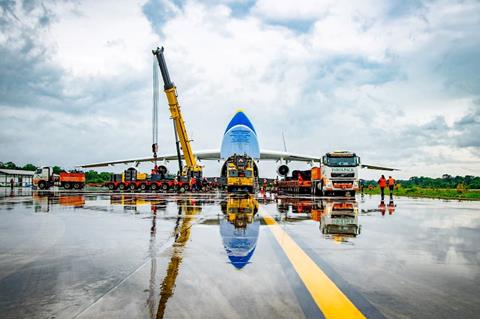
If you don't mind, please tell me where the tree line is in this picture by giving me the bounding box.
[0,161,112,183]
[363,175,480,189]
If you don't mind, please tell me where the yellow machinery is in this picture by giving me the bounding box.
[152,47,202,179]
[225,154,255,193]
[155,197,200,317]
[223,194,258,227]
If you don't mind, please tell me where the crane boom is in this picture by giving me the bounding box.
[152,47,202,177]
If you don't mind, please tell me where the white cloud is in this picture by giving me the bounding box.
[50,0,159,77]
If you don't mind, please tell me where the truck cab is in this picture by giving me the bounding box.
[313,151,360,197]
[33,167,55,190]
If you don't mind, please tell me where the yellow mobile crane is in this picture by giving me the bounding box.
[152,47,202,179]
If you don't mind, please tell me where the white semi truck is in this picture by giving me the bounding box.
[313,151,361,197]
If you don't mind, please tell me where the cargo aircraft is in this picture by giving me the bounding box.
[79,110,395,177]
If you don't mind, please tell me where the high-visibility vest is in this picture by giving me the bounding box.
[388,178,395,186]
[378,178,386,187]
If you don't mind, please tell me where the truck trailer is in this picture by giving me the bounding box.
[104,167,190,192]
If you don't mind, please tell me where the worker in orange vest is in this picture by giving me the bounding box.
[388,176,395,199]
[190,177,197,192]
[377,175,387,200]
[298,174,303,184]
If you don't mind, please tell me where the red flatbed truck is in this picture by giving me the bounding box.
[105,178,189,192]
[104,168,189,192]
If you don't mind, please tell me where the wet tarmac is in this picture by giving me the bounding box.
[0,189,479,319]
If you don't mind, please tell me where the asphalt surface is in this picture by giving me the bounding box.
[0,188,479,319]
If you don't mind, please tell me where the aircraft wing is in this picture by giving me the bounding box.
[78,156,171,168]
[361,164,399,171]
[78,149,222,168]
[259,150,320,162]
[78,149,322,168]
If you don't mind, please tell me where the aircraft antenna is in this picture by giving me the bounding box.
[282,131,288,152]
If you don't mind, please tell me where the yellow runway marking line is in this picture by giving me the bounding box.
[261,209,366,319]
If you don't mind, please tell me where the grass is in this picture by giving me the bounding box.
[363,186,480,200]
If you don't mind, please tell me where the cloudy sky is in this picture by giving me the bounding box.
[0,0,479,179]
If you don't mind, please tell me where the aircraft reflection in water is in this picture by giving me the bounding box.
[277,197,361,242]
[220,194,260,269]
[32,191,85,212]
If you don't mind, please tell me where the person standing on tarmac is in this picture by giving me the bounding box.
[377,175,387,200]
[388,176,395,199]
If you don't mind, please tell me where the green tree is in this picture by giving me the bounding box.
[22,164,37,171]
[52,166,63,174]
[85,170,112,183]
[4,161,17,169]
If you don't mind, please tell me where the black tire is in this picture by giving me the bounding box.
[162,184,168,191]
[129,184,136,191]
[118,183,126,191]
[73,183,81,189]
[38,181,46,190]
[64,183,71,190]
[178,186,186,193]
[151,183,158,191]
[140,183,147,191]
[108,183,115,190]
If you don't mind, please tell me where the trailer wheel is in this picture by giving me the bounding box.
[140,183,147,191]
[108,184,115,190]
[118,183,126,191]
[150,183,158,191]
[162,184,168,191]
[129,184,137,191]
[38,181,46,190]
[178,186,186,193]
[64,183,71,190]
[73,183,81,189]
